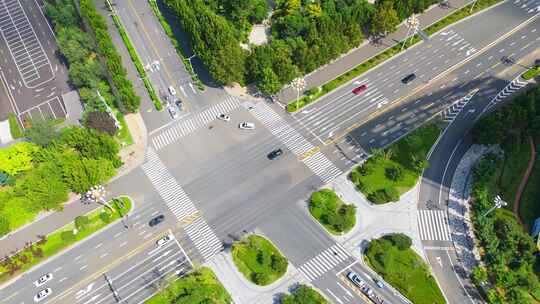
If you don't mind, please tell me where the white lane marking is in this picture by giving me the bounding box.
[75,283,95,299]
[99,253,109,259]
[80,265,88,271]
[94,243,103,249]
[336,281,353,297]
[120,241,128,247]
[113,232,122,238]
[74,255,83,261]
[59,277,68,283]
[54,267,63,272]
[326,289,344,304]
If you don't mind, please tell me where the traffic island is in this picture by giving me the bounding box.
[309,189,356,235]
[145,267,232,304]
[231,235,288,286]
[350,123,440,204]
[365,234,446,304]
[0,197,132,284]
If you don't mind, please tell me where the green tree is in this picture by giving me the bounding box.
[15,162,68,212]
[471,266,488,285]
[371,0,400,36]
[74,215,91,231]
[61,230,76,243]
[0,142,40,176]
[385,164,404,181]
[281,285,328,304]
[24,119,59,147]
[385,233,412,250]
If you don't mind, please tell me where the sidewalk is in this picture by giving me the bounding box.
[277,0,469,103]
[447,144,501,275]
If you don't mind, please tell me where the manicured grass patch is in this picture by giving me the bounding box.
[0,197,131,283]
[522,67,540,80]
[232,235,288,286]
[309,189,356,234]
[109,13,162,111]
[350,123,440,204]
[365,234,445,304]
[8,114,23,139]
[286,0,502,113]
[148,0,204,91]
[145,267,231,304]
[115,111,134,147]
[281,284,328,304]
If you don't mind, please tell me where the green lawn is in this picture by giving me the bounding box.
[281,285,328,304]
[232,235,288,286]
[0,197,131,283]
[145,267,231,304]
[350,123,440,204]
[497,139,531,210]
[365,236,445,304]
[522,66,540,80]
[310,189,356,234]
[8,113,23,139]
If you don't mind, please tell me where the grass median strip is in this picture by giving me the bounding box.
[109,12,162,111]
[0,197,132,284]
[522,66,540,80]
[232,234,288,286]
[350,123,440,204]
[148,0,204,91]
[286,0,502,113]
[365,234,445,304]
[145,267,232,304]
[309,189,356,235]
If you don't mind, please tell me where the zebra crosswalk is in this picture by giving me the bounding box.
[249,102,342,183]
[142,148,222,262]
[151,96,240,150]
[297,244,352,282]
[184,217,223,261]
[418,210,452,242]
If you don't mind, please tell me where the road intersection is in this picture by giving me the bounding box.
[1,0,539,303]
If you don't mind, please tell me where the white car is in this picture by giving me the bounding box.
[347,271,365,287]
[217,113,230,122]
[238,122,255,130]
[168,85,177,96]
[34,288,52,302]
[34,273,53,287]
[156,234,172,247]
[168,105,178,119]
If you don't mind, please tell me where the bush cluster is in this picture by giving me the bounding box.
[310,189,356,233]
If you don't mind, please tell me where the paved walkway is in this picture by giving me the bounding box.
[447,144,501,275]
[512,136,536,226]
[326,174,424,259]
[278,0,470,103]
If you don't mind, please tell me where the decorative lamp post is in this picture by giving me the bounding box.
[482,195,507,217]
[291,77,306,111]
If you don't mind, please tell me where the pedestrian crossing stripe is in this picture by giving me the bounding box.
[486,76,528,111]
[142,149,222,262]
[417,210,452,241]
[249,103,343,184]
[298,244,351,281]
[151,96,240,150]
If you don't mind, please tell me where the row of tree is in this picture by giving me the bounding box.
[470,83,540,303]
[79,0,140,113]
[0,122,121,236]
[163,0,437,94]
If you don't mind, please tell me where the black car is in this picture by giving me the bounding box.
[267,149,283,160]
[401,73,416,84]
[149,215,165,227]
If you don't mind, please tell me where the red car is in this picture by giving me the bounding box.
[352,84,368,95]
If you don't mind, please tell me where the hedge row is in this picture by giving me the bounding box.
[79,0,140,113]
[8,114,23,139]
[286,0,503,113]
[110,14,162,110]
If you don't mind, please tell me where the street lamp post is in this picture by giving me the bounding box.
[401,15,419,52]
[290,77,306,111]
[82,185,113,211]
[482,195,507,217]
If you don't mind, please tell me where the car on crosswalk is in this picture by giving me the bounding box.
[168,105,179,119]
[34,273,53,287]
[34,288,52,302]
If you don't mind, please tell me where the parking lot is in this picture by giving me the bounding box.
[0,0,70,125]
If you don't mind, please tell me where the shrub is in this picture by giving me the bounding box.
[99,211,111,224]
[384,233,412,250]
[252,272,268,285]
[270,254,287,273]
[74,215,90,231]
[61,230,76,243]
[368,188,399,204]
[385,165,404,181]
